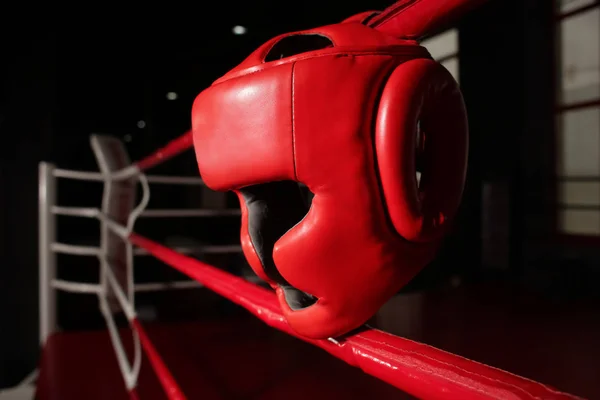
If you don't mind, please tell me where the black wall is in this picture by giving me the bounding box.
[1,30,56,386]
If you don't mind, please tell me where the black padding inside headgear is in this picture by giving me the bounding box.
[239,182,317,310]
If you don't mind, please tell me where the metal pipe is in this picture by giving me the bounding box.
[51,279,102,294]
[52,206,99,218]
[51,243,101,256]
[53,168,104,181]
[54,167,205,186]
[140,209,240,218]
[39,162,57,345]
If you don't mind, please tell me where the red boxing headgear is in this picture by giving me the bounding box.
[192,0,471,339]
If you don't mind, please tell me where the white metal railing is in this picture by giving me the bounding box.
[52,205,240,219]
[39,163,57,347]
[37,133,247,395]
[51,279,102,294]
[51,243,100,256]
[52,206,98,218]
[140,209,240,218]
[53,167,204,185]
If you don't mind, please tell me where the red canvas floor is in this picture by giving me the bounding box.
[36,317,410,400]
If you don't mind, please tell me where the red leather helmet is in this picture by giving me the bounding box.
[192,1,470,339]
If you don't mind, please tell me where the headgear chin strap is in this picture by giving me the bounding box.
[192,0,475,339]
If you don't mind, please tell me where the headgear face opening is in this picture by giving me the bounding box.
[192,14,468,339]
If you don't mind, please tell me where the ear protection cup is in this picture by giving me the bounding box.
[376,58,468,243]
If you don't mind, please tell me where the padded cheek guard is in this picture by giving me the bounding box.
[192,21,468,339]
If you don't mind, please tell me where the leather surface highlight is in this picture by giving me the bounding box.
[192,64,296,191]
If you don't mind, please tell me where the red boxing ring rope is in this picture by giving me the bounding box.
[131,319,186,400]
[135,131,193,172]
[127,232,580,400]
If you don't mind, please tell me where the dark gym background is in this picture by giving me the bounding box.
[1,0,599,398]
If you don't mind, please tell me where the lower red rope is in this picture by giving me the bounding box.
[132,319,187,400]
[128,388,140,400]
[129,232,581,400]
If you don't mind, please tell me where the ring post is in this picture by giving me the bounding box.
[39,162,57,345]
